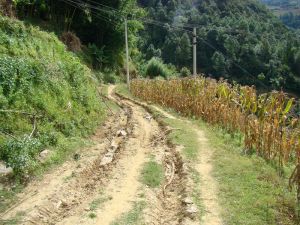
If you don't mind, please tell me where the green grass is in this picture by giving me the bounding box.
[88,212,97,219]
[164,118,199,160]
[151,111,205,220]
[197,121,297,225]
[98,84,121,113]
[0,14,117,215]
[140,160,164,188]
[110,201,146,225]
[115,83,134,99]
[0,14,105,178]
[89,195,112,211]
[190,168,205,221]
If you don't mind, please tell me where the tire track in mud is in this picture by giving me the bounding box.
[146,103,223,225]
[58,88,153,225]
[1,86,194,225]
[63,88,193,225]
[115,93,197,225]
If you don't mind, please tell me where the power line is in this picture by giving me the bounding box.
[79,0,125,16]
[59,0,268,88]
[73,0,123,17]
[140,18,265,85]
[62,0,118,20]
[141,18,194,34]
[61,0,119,25]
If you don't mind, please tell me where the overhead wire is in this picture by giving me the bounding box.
[141,18,194,34]
[59,0,270,88]
[61,0,119,25]
[140,19,264,86]
[78,0,125,16]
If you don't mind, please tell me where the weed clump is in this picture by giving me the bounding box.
[145,58,170,79]
[141,160,164,188]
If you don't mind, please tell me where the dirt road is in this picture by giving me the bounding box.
[1,86,222,225]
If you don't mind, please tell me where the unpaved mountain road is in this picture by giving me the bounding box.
[1,86,222,225]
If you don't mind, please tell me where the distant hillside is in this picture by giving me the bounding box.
[139,0,300,93]
[261,0,300,9]
[260,0,300,29]
[0,15,104,176]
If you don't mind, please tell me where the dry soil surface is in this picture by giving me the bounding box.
[1,86,222,225]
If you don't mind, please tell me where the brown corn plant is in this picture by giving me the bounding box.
[131,77,300,202]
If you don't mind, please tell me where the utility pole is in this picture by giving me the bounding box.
[193,27,197,76]
[125,18,130,89]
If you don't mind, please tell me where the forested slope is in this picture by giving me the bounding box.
[139,0,300,92]
[4,0,300,93]
[0,15,104,177]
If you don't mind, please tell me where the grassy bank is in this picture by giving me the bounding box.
[0,14,105,179]
[200,122,296,225]
[0,14,122,215]
[0,84,121,217]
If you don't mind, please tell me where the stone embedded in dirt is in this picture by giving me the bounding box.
[39,149,51,162]
[144,113,152,121]
[116,129,127,137]
[100,152,114,166]
[56,200,68,209]
[186,204,198,214]
[183,197,193,204]
[108,141,119,154]
[0,161,13,176]
[126,128,132,135]
[110,141,119,152]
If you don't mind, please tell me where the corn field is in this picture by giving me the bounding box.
[131,77,300,202]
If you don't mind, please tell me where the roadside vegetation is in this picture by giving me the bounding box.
[0,14,105,179]
[141,159,164,188]
[111,201,146,225]
[129,79,300,223]
[1,0,300,223]
[0,14,109,216]
[204,122,296,225]
[115,83,297,224]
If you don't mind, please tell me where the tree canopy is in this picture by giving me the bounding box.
[138,0,300,92]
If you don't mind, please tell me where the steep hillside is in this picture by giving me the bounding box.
[0,15,104,177]
[139,0,300,92]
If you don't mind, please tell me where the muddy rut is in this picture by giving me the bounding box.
[150,105,223,225]
[1,86,192,225]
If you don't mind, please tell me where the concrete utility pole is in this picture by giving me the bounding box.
[125,18,130,89]
[193,27,197,76]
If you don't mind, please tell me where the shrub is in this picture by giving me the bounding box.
[103,72,116,84]
[86,44,107,70]
[145,58,170,79]
[1,136,42,177]
[60,31,82,52]
[121,61,138,79]
[180,67,191,77]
